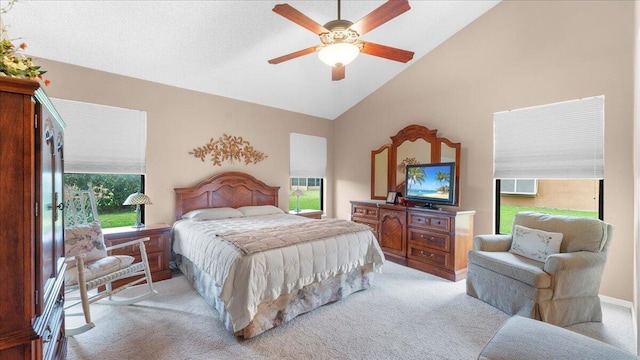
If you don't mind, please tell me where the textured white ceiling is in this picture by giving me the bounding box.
[3,0,499,120]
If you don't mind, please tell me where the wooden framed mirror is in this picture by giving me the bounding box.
[371,144,391,199]
[370,124,461,206]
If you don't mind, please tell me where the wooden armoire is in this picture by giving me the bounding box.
[0,77,67,359]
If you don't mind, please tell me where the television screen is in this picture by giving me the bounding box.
[405,162,456,207]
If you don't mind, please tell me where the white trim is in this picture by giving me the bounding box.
[600,294,634,309]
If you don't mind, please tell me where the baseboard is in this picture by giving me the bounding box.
[599,294,634,309]
[600,294,638,354]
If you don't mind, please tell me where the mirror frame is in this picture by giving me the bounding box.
[371,144,391,200]
[371,124,461,206]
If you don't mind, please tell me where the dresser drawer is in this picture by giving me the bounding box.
[408,212,451,232]
[353,218,379,238]
[408,228,450,252]
[407,244,451,269]
[123,251,165,273]
[352,204,379,220]
[106,234,165,255]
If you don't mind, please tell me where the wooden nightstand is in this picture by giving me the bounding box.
[103,223,172,287]
[288,210,323,219]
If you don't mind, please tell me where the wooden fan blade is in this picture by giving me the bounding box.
[332,66,345,81]
[268,46,318,64]
[349,0,411,37]
[360,41,414,63]
[273,4,329,35]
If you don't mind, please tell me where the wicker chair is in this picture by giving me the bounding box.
[63,183,156,335]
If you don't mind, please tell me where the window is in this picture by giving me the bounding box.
[64,173,144,228]
[289,134,326,212]
[52,98,147,228]
[494,96,604,233]
[496,179,601,234]
[289,178,323,211]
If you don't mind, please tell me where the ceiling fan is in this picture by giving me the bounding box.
[268,0,415,81]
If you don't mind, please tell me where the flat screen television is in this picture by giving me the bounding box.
[404,162,456,208]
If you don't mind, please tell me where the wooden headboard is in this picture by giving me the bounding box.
[174,172,280,221]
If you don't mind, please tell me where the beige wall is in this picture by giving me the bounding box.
[37,1,634,301]
[38,60,334,224]
[334,1,634,301]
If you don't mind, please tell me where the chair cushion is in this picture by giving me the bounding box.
[64,221,107,268]
[510,225,563,262]
[514,212,608,253]
[64,255,135,286]
[468,251,551,288]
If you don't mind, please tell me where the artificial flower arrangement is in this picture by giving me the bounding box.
[0,0,49,85]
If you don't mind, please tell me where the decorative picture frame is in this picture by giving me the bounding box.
[386,191,399,204]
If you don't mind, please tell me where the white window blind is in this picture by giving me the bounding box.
[290,133,327,178]
[494,96,604,179]
[51,98,147,174]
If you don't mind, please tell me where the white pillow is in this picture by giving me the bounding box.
[182,207,244,221]
[237,205,285,217]
[510,224,563,262]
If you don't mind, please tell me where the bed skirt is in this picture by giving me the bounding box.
[177,255,376,338]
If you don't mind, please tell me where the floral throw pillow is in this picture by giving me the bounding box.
[64,221,107,268]
[509,224,563,262]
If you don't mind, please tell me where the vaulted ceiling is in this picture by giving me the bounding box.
[3,0,500,119]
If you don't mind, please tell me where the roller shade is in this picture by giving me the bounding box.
[494,96,604,179]
[290,133,326,178]
[51,98,147,174]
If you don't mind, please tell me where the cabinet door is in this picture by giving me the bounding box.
[36,105,65,314]
[379,209,406,257]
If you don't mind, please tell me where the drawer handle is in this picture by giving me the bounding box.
[420,251,435,258]
[420,235,436,241]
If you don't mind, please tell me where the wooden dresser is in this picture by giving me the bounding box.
[103,224,172,288]
[351,201,475,281]
[0,78,67,359]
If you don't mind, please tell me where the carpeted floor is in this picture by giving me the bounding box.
[66,261,636,360]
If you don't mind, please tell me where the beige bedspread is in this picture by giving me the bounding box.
[220,219,371,255]
[172,214,385,331]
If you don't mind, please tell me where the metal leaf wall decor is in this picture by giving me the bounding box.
[189,134,268,166]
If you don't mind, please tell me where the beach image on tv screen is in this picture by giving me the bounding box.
[406,165,451,200]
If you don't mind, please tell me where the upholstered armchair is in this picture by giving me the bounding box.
[466,212,613,326]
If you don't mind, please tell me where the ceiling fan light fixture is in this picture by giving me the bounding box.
[318,43,360,67]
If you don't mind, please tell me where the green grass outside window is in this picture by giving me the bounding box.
[289,189,321,211]
[499,205,597,234]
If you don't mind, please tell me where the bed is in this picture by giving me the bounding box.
[171,171,384,338]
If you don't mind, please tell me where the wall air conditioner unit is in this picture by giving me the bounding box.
[500,179,538,195]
